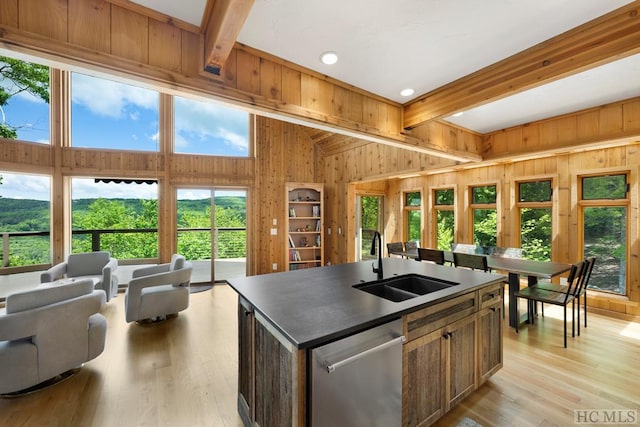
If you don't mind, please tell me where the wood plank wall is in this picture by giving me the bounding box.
[483,97,640,159]
[0,0,453,155]
[253,117,320,274]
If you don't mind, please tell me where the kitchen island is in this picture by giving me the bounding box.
[228,258,505,427]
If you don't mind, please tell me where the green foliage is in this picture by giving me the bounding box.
[435,189,454,205]
[473,209,497,247]
[360,196,381,230]
[519,181,552,202]
[0,56,50,139]
[582,174,627,200]
[436,210,454,251]
[520,208,551,261]
[1,196,247,266]
[472,185,496,204]
[407,210,421,243]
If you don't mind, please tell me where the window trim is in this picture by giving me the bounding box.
[577,171,630,296]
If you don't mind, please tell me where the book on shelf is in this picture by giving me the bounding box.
[289,250,301,262]
[288,235,295,248]
[289,207,296,217]
[315,220,321,231]
[312,205,320,217]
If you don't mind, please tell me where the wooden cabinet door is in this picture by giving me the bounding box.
[403,328,445,427]
[238,301,255,425]
[478,301,503,385]
[444,315,477,411]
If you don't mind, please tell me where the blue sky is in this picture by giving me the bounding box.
[1,62,249,200]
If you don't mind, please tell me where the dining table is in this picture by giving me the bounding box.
[390,248,572,328]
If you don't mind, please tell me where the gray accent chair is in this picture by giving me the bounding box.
[124,254,193,323]
[41,251,119,302]
[0,279,107,395]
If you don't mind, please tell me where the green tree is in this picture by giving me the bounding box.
[0,56,50,139]
[72,198,158,258]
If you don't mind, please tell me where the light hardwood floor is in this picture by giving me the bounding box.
[1,284,639,426]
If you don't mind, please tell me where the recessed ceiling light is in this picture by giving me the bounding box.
[452,111,464,117]
[320,51,338,65]
[400,88,415,97]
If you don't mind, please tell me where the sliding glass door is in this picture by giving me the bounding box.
[176,188,247,284]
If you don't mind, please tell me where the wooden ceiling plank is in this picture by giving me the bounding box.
[403,1,640,129]
[203,0,254,75]
[104,0,200,33]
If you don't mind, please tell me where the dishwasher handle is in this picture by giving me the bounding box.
[323,335,406,373]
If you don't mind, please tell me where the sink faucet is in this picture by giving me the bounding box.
[370,231,384,279]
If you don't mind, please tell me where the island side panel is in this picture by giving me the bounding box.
[238,299,255,426]
[254,313,306,427]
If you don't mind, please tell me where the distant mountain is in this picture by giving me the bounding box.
[0,196,246,232]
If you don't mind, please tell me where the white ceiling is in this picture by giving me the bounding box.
[132,0,638,134]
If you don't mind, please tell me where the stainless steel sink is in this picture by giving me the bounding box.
[354,274,458,302]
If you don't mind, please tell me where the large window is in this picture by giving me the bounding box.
[0,55,50,143]
[404,191,421,244]
[517,180,552,261]
[580,173,628,295]
[0,172,51,267]
[433,188,454,250]
[174,95,249,157]
[470,184,497,247]
[71,178,158,259]
[71,73,159,151]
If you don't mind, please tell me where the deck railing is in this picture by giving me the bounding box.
[1,227,246,270]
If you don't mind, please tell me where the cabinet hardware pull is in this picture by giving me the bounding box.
[323,335,406,373]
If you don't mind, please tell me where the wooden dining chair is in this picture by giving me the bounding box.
[404,241,419,251]
[514,261,584,348]
[451,243,478,254]
[386,242,404,257]
[452,251,507,317]
[417,248,445,265]
[533,257,595,334]
[453,252,489,272]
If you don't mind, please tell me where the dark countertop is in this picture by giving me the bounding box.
[227,258,505,349]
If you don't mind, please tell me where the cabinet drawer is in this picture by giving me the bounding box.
[404,291,478,341]
[479,282,503,310]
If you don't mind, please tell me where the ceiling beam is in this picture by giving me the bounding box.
[203,0,254,75]
[403,1,640,129]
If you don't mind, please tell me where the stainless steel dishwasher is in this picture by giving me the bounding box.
[310,318,404,426]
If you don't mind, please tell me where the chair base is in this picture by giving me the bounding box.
[135,313,179,325]
[0,367,81,398]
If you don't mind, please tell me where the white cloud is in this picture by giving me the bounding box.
[174,96,248,152]
[0,172,50,200]
[71,73,157,119]
[177,189,211,200]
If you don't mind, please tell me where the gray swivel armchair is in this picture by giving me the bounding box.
[41,251,119,302]
[0,279,107,395]
[124,254,193,323]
